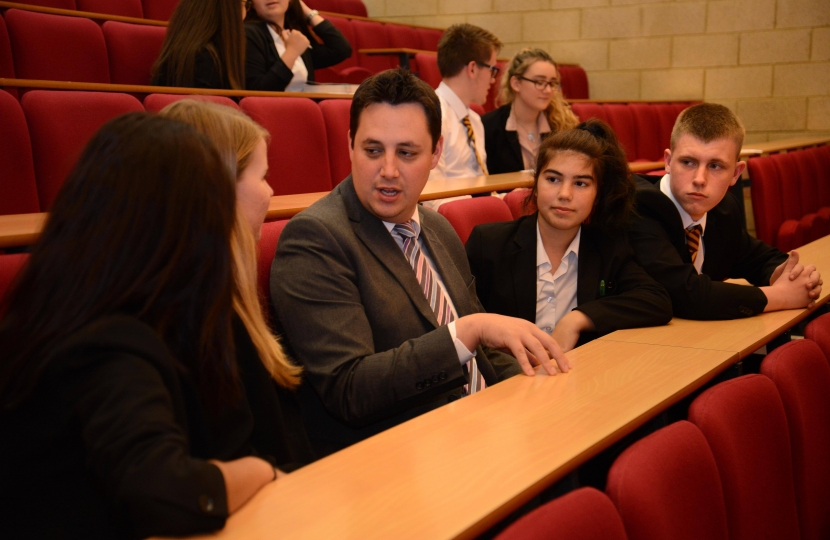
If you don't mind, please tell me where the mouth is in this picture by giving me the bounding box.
[551,206,575,214]
[377,187,402,201]
[687,192,706,200]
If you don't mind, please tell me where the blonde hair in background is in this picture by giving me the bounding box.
[498,48,579,134]
[159,99,301,388]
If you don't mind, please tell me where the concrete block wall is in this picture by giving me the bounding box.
[367,0,830,142]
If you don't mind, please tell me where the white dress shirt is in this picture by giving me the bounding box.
[660,173,707,274]
[267,25,309,92]
[384,211,476,364]
[430,82,487,180]
[536,221,580,334]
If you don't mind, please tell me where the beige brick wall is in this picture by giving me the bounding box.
[370,0,830,141]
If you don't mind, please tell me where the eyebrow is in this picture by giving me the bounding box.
[543,168,595,180]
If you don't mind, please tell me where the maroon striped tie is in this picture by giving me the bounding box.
[686,224,703,264]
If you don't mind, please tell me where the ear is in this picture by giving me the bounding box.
[430,135,444,170]
[663,148,672,173]
[731,160,746,186]
[466,60,478,79]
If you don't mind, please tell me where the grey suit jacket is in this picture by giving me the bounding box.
[271,176,522,456]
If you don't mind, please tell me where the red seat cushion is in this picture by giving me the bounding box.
[570,102,608,124]
[6,9,110,84]
[417,28,443,51]
[22,90,144,210]
[629,103,664,161]
[437,196,513,244]
[606,420,729,540]
[503,188,535,219]
[603,104,639,161]
[747,155,783,247]
[352,20,395,73]
[10,0,76,8]
[0,253,29,313]
[761,340,830,540]
[77,0,144,17]
[689,375,801,540]
[257,219,289,317]
[318,99,352,188]
[143,93,240,113]
[805,313,830,368]
[496,487,626,540]
[103,21,166,86]
[414,53,440,89]
[0,90,39,215]
[140,0,178,20]
[240,97,332,195]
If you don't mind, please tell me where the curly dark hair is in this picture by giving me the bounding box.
[527,119,635,233]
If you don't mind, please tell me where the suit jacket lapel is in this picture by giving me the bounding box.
[577,227,601,305]
[511,215,538,323]
[340,177,440,327]
[506,131,523,170]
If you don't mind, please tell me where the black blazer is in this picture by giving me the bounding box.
[481,104,552,175]
[629,174,787,320]
[244,20,351,91]
[271,177,522,457]
[152,48,229,89]
[466,214,672,338]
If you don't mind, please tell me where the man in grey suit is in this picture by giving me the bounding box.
[271,69,569,457]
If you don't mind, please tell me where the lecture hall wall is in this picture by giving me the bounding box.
[373,0,830,143]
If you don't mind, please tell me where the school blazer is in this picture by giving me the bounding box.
[466,214,672,338]
[481,105,553,175]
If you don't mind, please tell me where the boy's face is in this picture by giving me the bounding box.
[665,134,746,221]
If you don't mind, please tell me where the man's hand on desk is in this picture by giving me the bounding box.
[764,251,823,311]
[455,313,571,376]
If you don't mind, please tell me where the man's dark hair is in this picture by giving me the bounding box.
[349,68,442,151]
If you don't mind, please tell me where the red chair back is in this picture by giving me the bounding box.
[6,9,110,84]
[805,313,830,367]
[0,90,39,215]
[8,0,75,8]
[352,20,395,73]
[496,487,627,540]
[606,421,729,540]
[761,340,830,540]
[318,99,352,188]
[77,0,144,17]
[689,375,801,540]
[143,93,240,113]
[141,0,178,20]
[22,90,144,210]
[437,196,513,244]
[240,97,332,195]
[103,21,166,86]
[417,28,442,51]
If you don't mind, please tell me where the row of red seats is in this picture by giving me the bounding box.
[497,335,830,540]
[4,0,368,20]
[748,145,830,252]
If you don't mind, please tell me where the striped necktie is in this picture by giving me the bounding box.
[461,115,488,175]
[685,224,703,264]
[393,221,484,394]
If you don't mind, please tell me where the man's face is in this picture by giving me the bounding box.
[349,102,442,224]
[472,50,498,106]
[666,134,746,221]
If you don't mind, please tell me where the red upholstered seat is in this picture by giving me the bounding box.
[386,24,420,49]
[0,253,29,311]
[5,9,110,84]
[140,0,178,20]
[417,28,443,51]
[315,17,371,84]
[604,104,639,161]
[143,93,240,113]
[629,103,665,161]
[437,196,513,244]
[570,102,608,123]
[318,99,352,188]
[257,219,289,320]
[806,313,830,366]
[482,60,506,113]
[8,0,75,8]
[240,97,332,195]
[77,0,144,17]
[689,375,801,540]
[495,487,627,540]
[606,420,729,540]
[306,0,345,13]
[771,151,806,251]
[761,340,830,540]
[21,90,144,210]
[0,16,17,99]
[0,89,39,215]
[558,64,589,99]
[415,53,440,89]
[103,22,166,86]
[503,188,535,219]
[747,154,783,247]
[339,0,367,17]
[352,20,395,74]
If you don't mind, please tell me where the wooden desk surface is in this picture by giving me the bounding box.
[0,213,46,249]
[177,341,736,540]
[358,47,433,56]
[600,235,830,357]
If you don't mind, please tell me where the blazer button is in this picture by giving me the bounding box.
[439,371,447,380]
[447,393,459,403]
[416,382,424,390]
[198,495,215,513]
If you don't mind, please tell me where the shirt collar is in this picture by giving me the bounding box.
[536,220,581,271]
[659,173,707,233]
[436,81,470,120]
[383,208,421,236]
[505,105,552,134]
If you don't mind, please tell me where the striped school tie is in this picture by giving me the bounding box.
[686,224,703,264]
[461,115,488,175]
[393,221,484,394]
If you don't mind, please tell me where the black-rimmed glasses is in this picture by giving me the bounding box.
[518,76,562,91]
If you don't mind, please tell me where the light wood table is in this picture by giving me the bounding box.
[600,235,830,357]
[741,136,830,157]
[173,341,736,540]
[0,213,46,249]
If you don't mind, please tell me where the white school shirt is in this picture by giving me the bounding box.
[430,82,487,181]
[660,174,707,274]
[267,25,309,92]
[384,210,476,364]
[536,221,580,334]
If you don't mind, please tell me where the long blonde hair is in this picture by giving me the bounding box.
[159,99,301,388]
[498,48,579,133]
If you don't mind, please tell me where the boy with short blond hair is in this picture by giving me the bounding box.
[629,103,821,320]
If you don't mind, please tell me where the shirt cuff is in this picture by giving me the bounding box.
[448,321,476,365]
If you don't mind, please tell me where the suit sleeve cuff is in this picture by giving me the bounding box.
[448,321,476,365]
